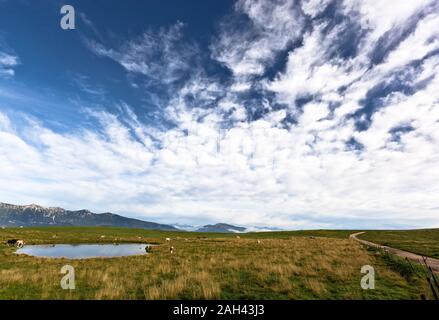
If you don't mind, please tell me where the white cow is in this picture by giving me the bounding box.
[165,238,171,242]
[16,240,25,248]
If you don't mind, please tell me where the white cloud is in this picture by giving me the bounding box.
[1,0,439,229]
[211,0,305,78]
[343,0,435,42]
[0,51,18,78]
[301,0,333,18]
[71,73,106,96]
[86,21,198,86]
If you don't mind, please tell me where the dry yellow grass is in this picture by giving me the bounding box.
[0,234,431,300]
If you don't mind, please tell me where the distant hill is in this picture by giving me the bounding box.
[0,202,177,231]
[196,223,246,233]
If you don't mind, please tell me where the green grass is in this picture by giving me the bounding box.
[365,246,426,281]
[358,229,439,259]
[0,227,432,300]
[0,226,354,243]
[244,229,355,239]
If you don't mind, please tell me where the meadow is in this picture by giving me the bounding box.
[358,229,439,259]
[0,227,433,300]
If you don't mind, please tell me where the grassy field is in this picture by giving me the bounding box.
[358,229,439,259]
[0,227,432,300]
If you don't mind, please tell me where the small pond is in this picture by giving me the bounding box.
[16,243,151,259]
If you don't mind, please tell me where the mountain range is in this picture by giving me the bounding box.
[0,202,177,231]
[195,223,246,233]
[0,202,247,233]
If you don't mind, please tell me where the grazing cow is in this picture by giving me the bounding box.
[165,238,171,242]
[16,240,24,248]
[170,246,174,254]
[100,235,106,238]
[7,239,18,246]
[145,245,152,253]
[257,240,261,244]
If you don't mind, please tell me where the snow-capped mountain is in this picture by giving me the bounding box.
[0,202,177,230]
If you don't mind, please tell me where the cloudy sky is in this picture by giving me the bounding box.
[0,0,438,229]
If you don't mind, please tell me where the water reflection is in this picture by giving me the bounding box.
[16,243,151,259]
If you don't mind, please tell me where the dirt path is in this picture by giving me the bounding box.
[350,232,439,272]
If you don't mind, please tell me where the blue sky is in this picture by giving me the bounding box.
[0,0,439,229]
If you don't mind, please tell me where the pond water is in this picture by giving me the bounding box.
[16,243,151,259]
